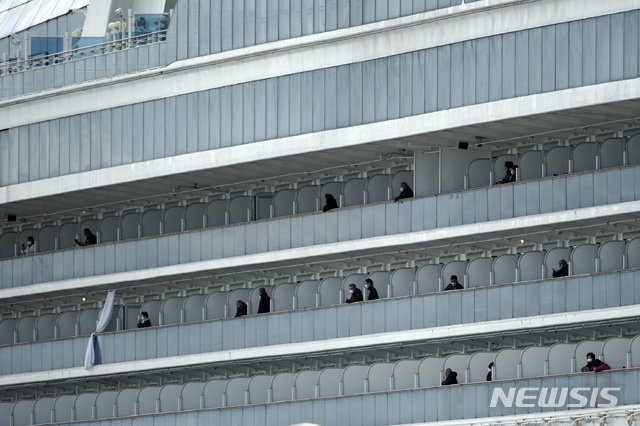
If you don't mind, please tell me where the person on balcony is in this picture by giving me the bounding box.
[393,182,414,202]
[442,368,459,385]
[444,275,464,291]
[20,236,36,255]
[345,283,363,303]
[137,312,151,328]
[581,352,596,372]
[235,300,248,317]
[552,259,569,277]
[593,359,611,372]
[75,228,97,246]
[323,194,339,212]
[495,161,517,184]
[364,279,379,300]
[486,362,494,381]
[257,288,271,314]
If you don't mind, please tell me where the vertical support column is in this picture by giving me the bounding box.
[105,31,112,52]
[128,9,134,41]
[63,32,71,60]
[23,32,31,66]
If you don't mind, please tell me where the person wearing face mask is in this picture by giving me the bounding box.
[495,161,517,185]
[345,283,363,303]
[444,275,464,291]
[393,182,414,203]
[581,352,596,372]
[486,362,494,381]
[364,279,379,301]
[137,311,151,328]
[20,236,36,255]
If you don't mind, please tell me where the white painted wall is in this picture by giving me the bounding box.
[415,147,490,196]
[82,0,135,37]
[415,151,440,197]
[441,147,490,193]
[132,0,166,14]
[5,0,639,126]
[2,78,639,206]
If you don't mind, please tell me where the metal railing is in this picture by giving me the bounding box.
[0,30,167,76]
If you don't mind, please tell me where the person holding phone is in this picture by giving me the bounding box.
[21,236,36,255]
[137,311,151,328]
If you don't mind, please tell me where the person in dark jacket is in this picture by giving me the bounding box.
[495,161,517,185]
[393,182,414,202]
[581,352,596,372]
[444,275,463,291]
[552,259,569,277]
[76,228,98,246]
[364,278,379,300]
[137,311,151,328]
[234,300,248,317]
[257,287,271,314]
[345,284,363,303]
[323,194,339,212]
[486,362,494,381]
[442,368,458,385]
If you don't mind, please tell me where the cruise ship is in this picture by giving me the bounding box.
[1,0,640,425]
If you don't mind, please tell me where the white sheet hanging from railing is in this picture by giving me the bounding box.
[83,290,116,370]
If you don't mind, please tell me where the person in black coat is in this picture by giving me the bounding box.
[76,228,98,246]
[442,368,458,385]
[552,259,569,277]
[257,287,271,314]
[364,278,379,300]
[393,182,414,202]
[444,275,463,291]
[323,194,339,212]
[137,311,151,328]
[581,352,596,372]
[486,362,494,381]
[234,300,247,317]
[345,284,363,303]
[495,161,517,185]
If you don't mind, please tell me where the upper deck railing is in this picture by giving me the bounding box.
[0,30,167,100]
[0,30,167,75]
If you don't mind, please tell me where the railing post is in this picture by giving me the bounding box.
[23,32,30,67]
[128,9,134,42]
[63,32,71,61]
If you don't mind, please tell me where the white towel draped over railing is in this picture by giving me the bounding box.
[84,291,116,370]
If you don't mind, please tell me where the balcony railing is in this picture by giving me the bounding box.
[0,30,167,76]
